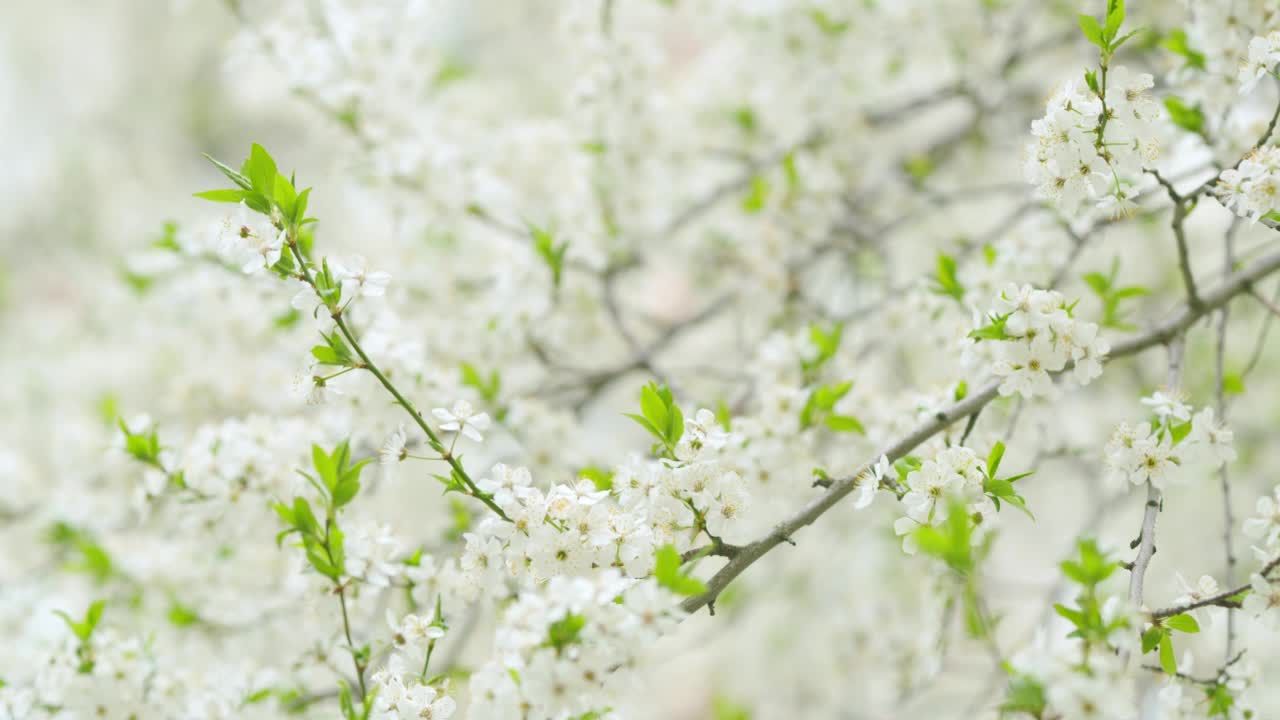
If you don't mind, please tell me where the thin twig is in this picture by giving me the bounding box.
[1151,556,1280,619]
[1218,222,1239,658]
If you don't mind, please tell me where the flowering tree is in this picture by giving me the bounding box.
[7,0,1280,717]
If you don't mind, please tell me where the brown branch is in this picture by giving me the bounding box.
[1150,556,1280,620]
[681,245,1280,615]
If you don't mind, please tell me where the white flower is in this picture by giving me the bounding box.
[343,522,403,587]
[1131,433,1177,489]
[703,481,749,537]
[676,408,732,460]
[901,459,962,523]
[380,424,407,466]
[853,455,891,510]
[432,400,492,442]
[290,279,318,311]
[219,203,284,274]
[291,367,342,406]
[1242,573,1280,631]
[893,516,921,555]
[1141,391,1191,423]
[529,526,592,580]
[1239,32,1280,95]
[332,255,392,299]
[1217,146,1280,221]
[1189,407,1237,467]
[994,335,1065,399]
[405,684,457,719]
[1244,486,1280,548]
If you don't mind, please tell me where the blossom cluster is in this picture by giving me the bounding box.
[893,446,991,554]
[467,572,684,720]
[446,409,747,595]
[1026,67,1162,214]
[1104,392,1236,490]
[370,608,456,720]
[1218,146,1280,222]
[977,284,1109,399]
[1,621,280,720]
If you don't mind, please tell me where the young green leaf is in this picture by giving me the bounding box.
[1165,613,1200,634]
[1078,14,1105,48]
[654,544,707,596]
[1159,633,1177,675]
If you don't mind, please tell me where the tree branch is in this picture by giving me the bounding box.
[681,245,1280,615]
[1150,555,1280,620]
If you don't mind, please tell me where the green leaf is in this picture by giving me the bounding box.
[167,602,200,628]
[824,414,865,434]
[579,466,615,492]
[272,502,296,528]
[803,322,844,372]
[1142,625,1165,653]
[654,544,707,596]
[1078,14,1105,48]
[1054,603,1086,629]
[968,312,1012,341]
[202,153,252,190]
[1104,0,1125,40]
[1002,494,1035,520]
[668,403,685,447]
[985,478,1015,499]
[1109,28,1142,54]
[328,525,346,574]
[987,441,1006,478]
[999,673,1047,716]
[1159,633,1177,675]
[529,224,569,289]
[1169,420,1193,445]
[1223,372,1244,395]
[903,153,933,185]
[1060,538,1117,586]
[293,187,312,224]
[631,383,684,454]
[274,174,298,218]
[741,175,770,213]
[245,143,278,198]
[292,497,320,538]
[625,413,664,443]
[712,696,753,720]
[808,9,849,36]
[930,253,965,302]
[339,682,356,719]
[55,600,106,642]
[1082,271,1110,296]
[194,189,248,203]
[800,381,854,428]
[1084,68,1100,94]
[913,501,974,574]
[639,384,670,436]
[312,445,337,490]
[546,612,587,652]
[333,476,361,508]
[311,346,340,366]
[1206,682,1235,716]
[1164,96,1205,134]
[305,538,340,580]
[1162,29,1206,70]
[1165,613,1200,634]
[461,362,501,403]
